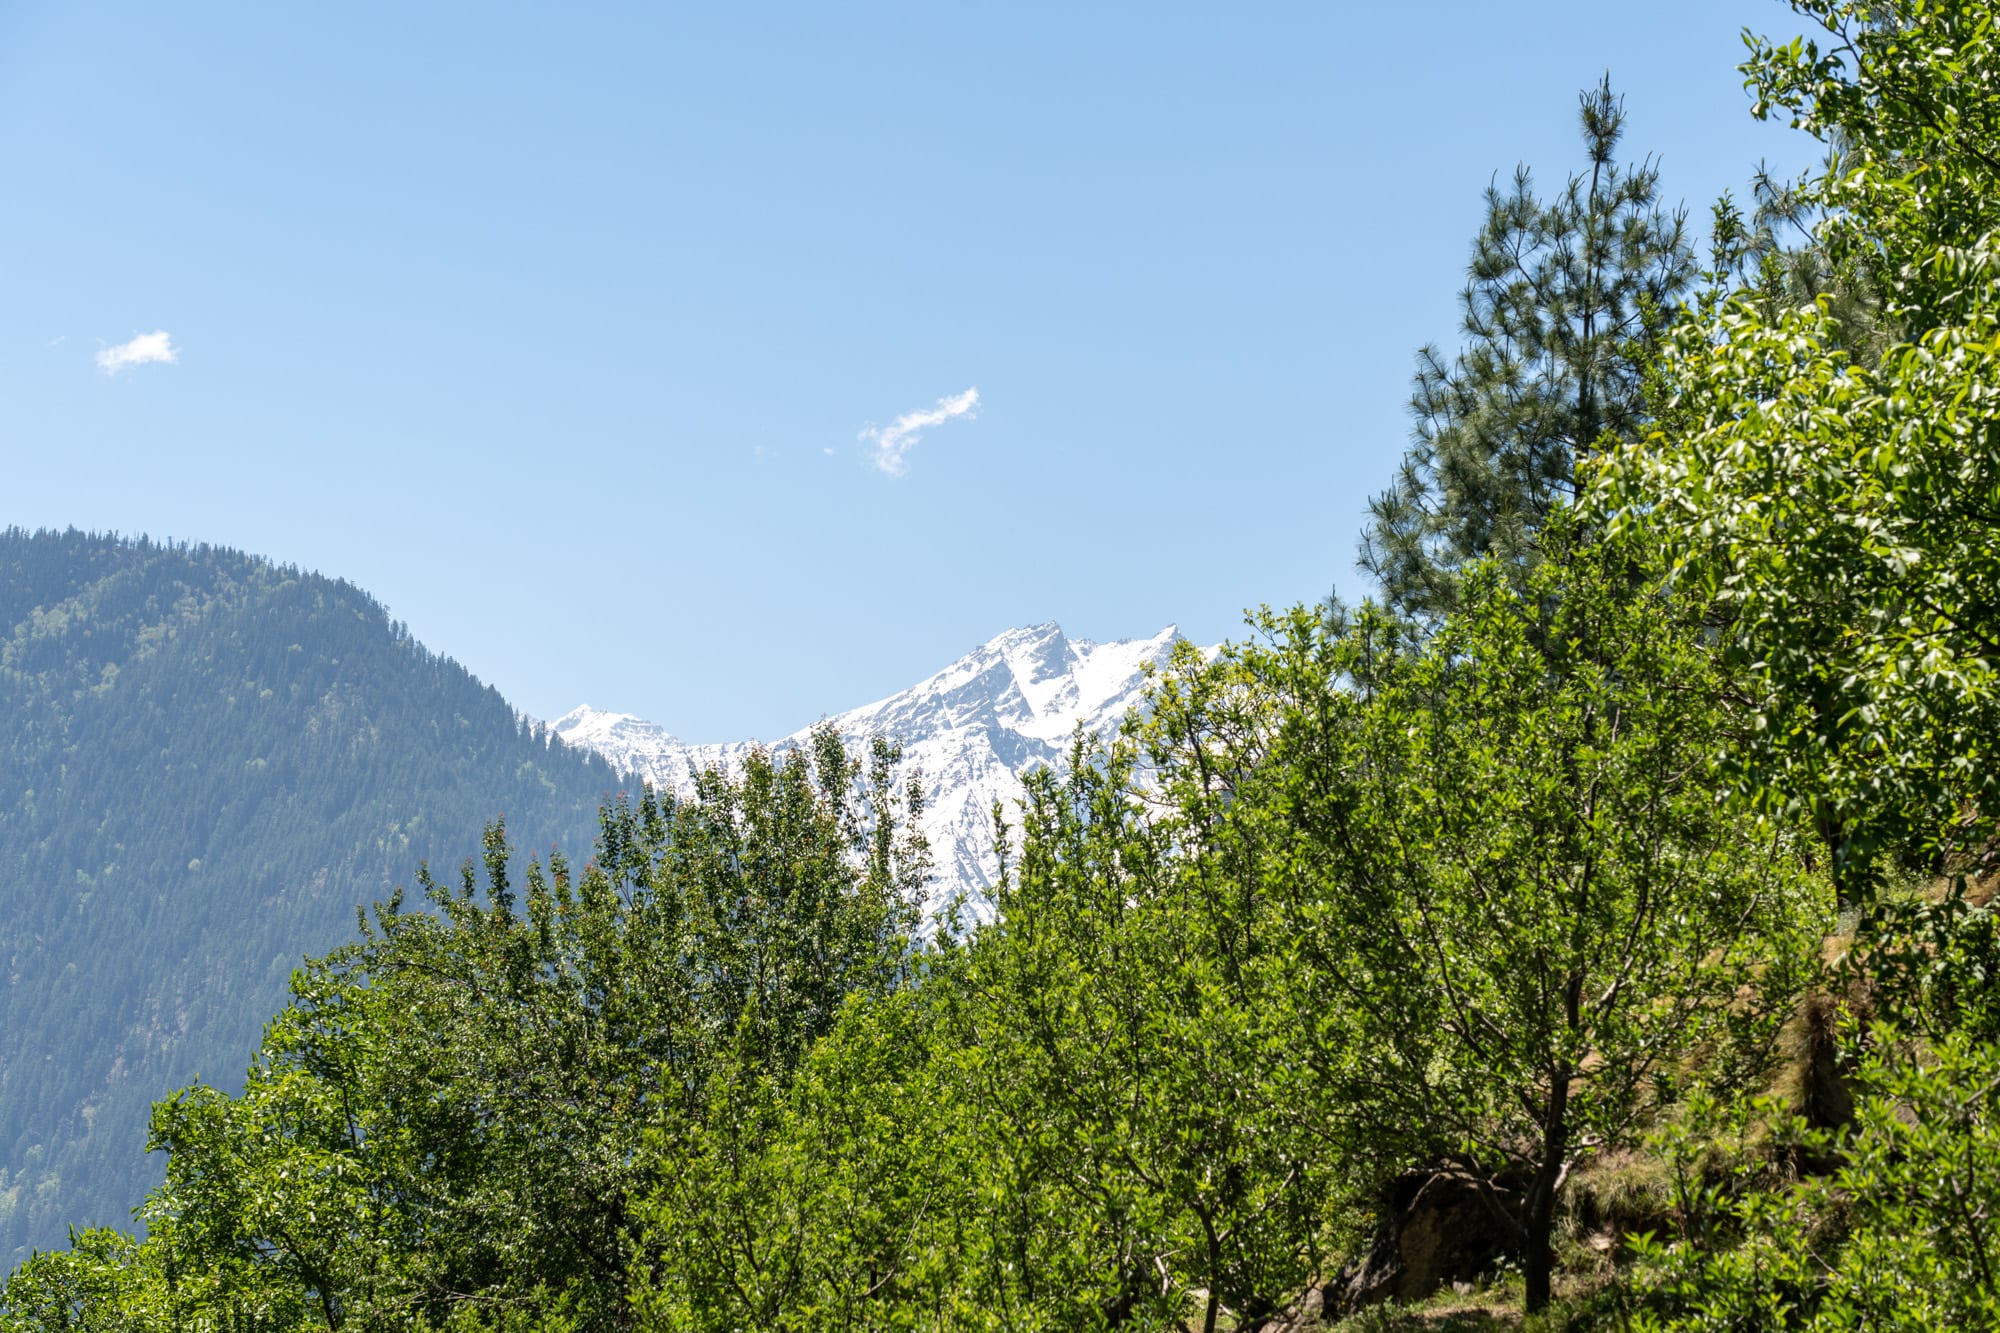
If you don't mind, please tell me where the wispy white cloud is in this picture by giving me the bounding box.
[97,330,178,374]
[46,335,67,348]
[860,387,978,476]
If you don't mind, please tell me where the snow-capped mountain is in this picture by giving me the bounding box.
[552,623,1186,913]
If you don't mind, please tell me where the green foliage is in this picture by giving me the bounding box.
[1627,896,2000,1330]
[632,974,974,1331]
[3,732,926,1331]
[1,521,1829,1328]
[1602,0,2000,897]
[635,734,1332,1333]
[1362,78,1696,620]
[635,521,1821,1327]
[1560,4,2000,1322]
[0,529,620,1266]
[1844,889,2000,1044]
[944,744,1324,1331]
[1208,523,1824,1313]
[0,1229,178,1333]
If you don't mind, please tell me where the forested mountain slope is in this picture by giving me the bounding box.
[0,528,622,1266]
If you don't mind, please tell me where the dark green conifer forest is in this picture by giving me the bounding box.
[12,1,2000,1328]
[0,528,620,1268]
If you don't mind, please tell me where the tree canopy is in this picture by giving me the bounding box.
[1361,78,1696,621]
[1606,0,2000,898]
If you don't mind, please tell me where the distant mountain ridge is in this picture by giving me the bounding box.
[0,529,622,1266]
[554,623,1186,906]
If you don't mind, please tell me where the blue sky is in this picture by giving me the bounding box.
[2,2,1817,740]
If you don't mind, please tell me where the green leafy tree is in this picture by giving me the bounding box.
[0,1231,181,1333]
[1705,157,1893,370]
[938,746,1323,1332]
[640,726,1333,1333]
[3,731,928,1332]
[1212,525,1822,1315]
[630,972,978,1332]
[1361,78,1696,620]
[1603,0,2000,897]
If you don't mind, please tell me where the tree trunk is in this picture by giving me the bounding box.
[1523,1073,1571,1315]
[1523,1193,1557,1315]
[1200,1205,1222,1333]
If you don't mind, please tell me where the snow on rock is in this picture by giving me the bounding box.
[552,623,1187,917]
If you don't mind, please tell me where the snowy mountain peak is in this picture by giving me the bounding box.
[547,706,685,777]
[553,623,1188,914]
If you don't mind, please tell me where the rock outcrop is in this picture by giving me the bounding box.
[1335,1171,1519,1312]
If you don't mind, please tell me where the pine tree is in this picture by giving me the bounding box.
[1360,78,1696,619]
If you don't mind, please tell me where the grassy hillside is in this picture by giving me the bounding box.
[0,528,623,1265]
